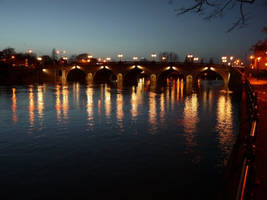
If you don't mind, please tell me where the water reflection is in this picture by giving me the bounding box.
[37,86,44,120]
[131,80,144,120]
[184,94,199,152]
[149,92,157,132]
[1,81,238,200]
[56,85,62,122]
[216,94,234,166]
[86,87,94,125]
[62,85,69,120]
[105,85,111,118]
[73,83,80,107]
[12,88,18,123]
[116,93,123,129]
[28,86,35,128]
[160,92,165,123]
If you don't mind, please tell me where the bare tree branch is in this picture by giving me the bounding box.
[172,0,261,31]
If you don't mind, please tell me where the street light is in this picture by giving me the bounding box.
[193,57,199,63]
[117,53,123,62]
[221,56,227,64]
[151,53,157,61]
[28,49,33,54]
[133,56,138,61]
[37,57,42,61]
[161,56,167,62]
[257,57,261,79]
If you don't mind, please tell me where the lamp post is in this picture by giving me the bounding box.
[118,53,123,62]
[151,53,157,62]
[257,57,261,80]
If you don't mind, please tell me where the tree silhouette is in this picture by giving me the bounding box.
[170,0,263,32]
[159,52,179,62]
[2,47,16,57]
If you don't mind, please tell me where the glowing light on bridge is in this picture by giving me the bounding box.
[187,54,193,58]
[133,56,138,61]
[72,65,81,70]
[151,53,157,61]
[193,57,199,62]
[117,53,123,61]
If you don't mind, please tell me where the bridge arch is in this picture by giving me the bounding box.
[93,66,116,84]
[66,66,87,83]
[123,66,146,86]
[157,66,185,85]
[196,66,230,88]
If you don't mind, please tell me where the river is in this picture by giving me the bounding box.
[0,79,239,199]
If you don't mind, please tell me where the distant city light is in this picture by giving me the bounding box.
[221,56,227,63]
[28,49,33,54]
[193,57,199,62]
[37,57,42,61]
[106,57,111,61]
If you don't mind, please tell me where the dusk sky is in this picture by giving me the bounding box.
[0,0,266,62]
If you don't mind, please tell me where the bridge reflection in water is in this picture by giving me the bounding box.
[5,78,237,199]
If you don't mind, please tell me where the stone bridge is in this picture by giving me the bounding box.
[41,62,230,88]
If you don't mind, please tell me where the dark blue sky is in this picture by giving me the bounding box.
[0,0,266,61]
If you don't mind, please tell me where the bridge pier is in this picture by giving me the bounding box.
[86,73,93,84]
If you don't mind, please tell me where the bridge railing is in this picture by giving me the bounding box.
[235,69,258,200]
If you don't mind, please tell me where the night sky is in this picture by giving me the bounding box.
[0,0,266,61]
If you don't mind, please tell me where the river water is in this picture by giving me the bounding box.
[0,79,239,199]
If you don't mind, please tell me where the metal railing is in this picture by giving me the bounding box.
[235,72,258,200]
